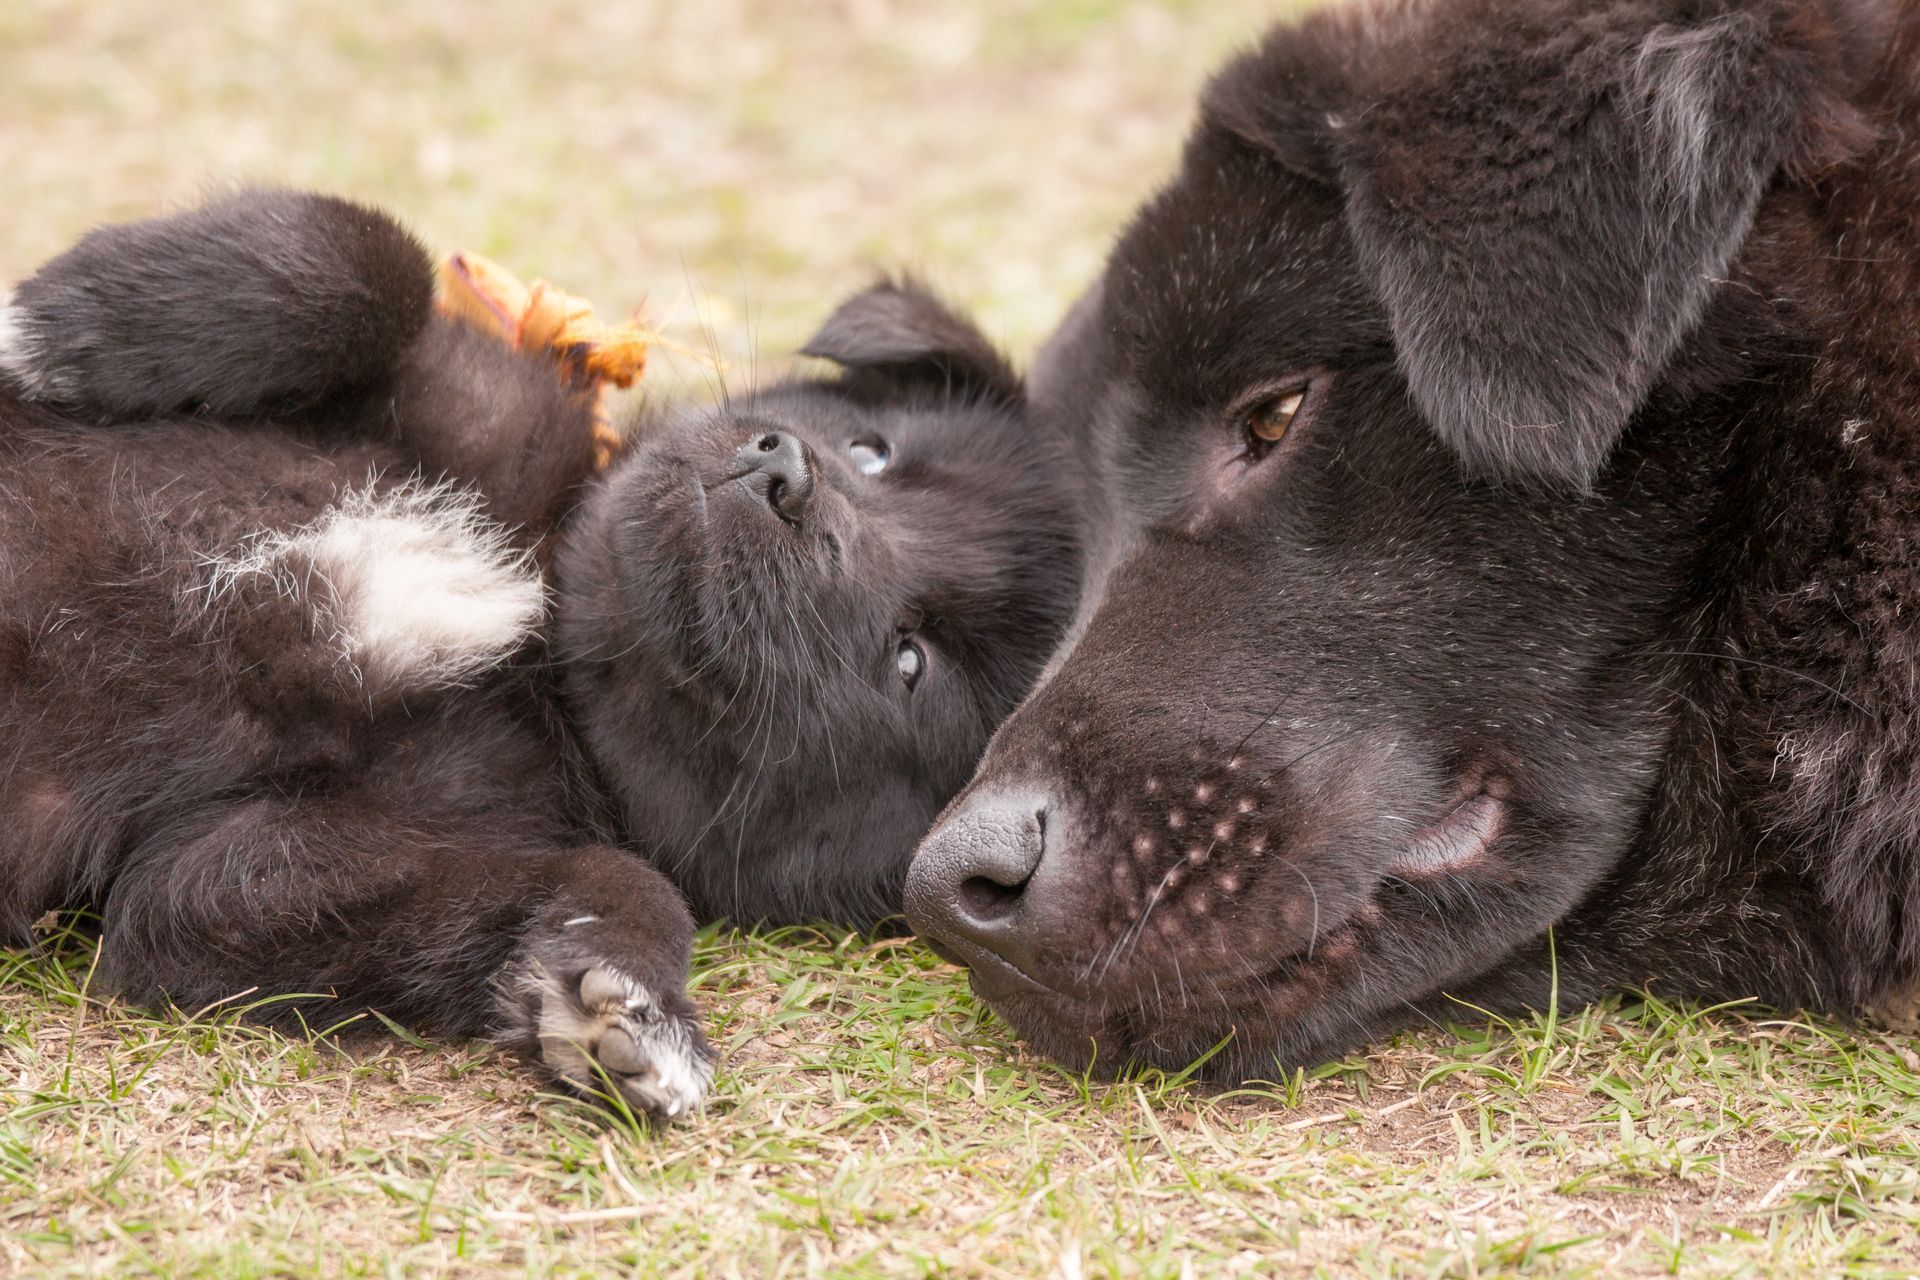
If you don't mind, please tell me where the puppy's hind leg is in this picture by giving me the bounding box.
[2,189,433,421]
[99,796,713,1121]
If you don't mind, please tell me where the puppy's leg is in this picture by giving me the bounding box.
[99,797,713,1120]
[2,189,434,420]
[377,313,604,533]
[495,896,716,1119]
[3,190,606,532]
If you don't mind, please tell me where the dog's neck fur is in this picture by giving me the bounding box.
[1557,30,1920,1012]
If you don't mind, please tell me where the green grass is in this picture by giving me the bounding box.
[4,1,1920,1275]
[6,920,1920,1277]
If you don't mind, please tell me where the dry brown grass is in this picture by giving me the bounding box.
[4,2,1920,1276]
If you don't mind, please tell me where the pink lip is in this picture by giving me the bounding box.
[1392,791,1504,876]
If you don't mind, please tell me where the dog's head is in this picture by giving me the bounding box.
[907,0,1884,1075]
[557,282,1081,927]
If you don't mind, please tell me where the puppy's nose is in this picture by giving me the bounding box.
[906,790,1053,983]
[733,431,817,524]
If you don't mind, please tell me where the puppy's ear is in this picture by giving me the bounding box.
[1328,1,1875,489]
[801,280,1021,407]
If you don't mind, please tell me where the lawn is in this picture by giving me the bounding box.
[4,2,1920,1276]
[8,919,1920,1277]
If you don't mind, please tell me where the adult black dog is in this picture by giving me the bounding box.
[908,0,1920,1080]
[1,192,1080,1116]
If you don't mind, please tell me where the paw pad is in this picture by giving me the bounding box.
[534,963,713,1120]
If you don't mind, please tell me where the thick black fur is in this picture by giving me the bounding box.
[6,189,434,421]
[0,191,1081,1114]
[907,0,1920,1081]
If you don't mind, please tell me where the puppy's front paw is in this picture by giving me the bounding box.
[518,962,714,1120]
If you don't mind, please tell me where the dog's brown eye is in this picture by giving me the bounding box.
[1243,390,1304,453]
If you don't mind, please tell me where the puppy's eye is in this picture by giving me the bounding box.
[1240,389,1304,459]
[848,440,891,475]
[896,638,925,689]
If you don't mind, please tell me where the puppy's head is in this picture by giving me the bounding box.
[907,0,1883,1076]
[557,282,1082,927]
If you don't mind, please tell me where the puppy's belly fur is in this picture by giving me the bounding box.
[0,431,549,934]
[204,483,546,696]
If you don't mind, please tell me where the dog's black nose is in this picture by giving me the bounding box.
[905,790,1053,987]
[733,431,817,524]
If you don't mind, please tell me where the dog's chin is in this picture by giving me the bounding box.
[973,972,1342,1081]
[943,931,1241,1076]
[968,983,1117,1071]
[970,983,1265,1079]
[604,454,796,666]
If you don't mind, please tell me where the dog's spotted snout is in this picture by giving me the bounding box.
[733,430,817,524]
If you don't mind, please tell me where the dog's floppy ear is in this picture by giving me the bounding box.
[801,279,1021,407]
[1326,2,1873,489]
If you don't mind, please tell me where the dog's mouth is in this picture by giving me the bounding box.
[1391,786,1506,878]
[945,777,1514,1070]
[610,460,715,665]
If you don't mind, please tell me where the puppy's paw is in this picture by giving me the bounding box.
[510,960,714,1120]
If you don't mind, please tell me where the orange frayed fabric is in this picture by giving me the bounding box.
[436,250,651,468]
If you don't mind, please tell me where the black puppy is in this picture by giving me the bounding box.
[909,0,1920,1079]
[0,191,1080,1116]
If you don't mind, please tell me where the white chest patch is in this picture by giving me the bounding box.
[207,482,546,694]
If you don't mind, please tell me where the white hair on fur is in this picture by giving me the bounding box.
[0,289,51,397]
[516,962,712,1119]
[1630,14,1759,199]
[201,479,546,694]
